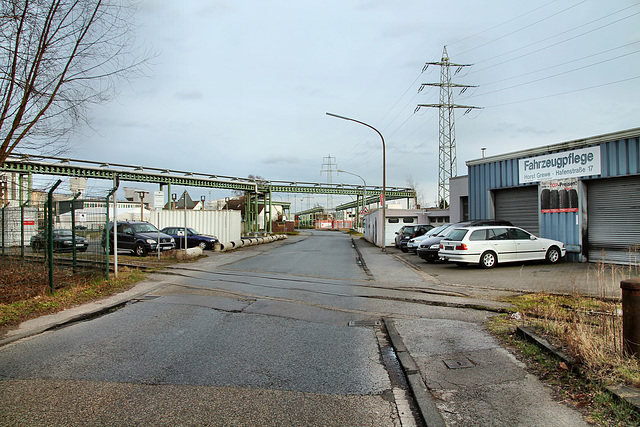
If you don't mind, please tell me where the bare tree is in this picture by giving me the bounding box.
[0,0,148,163]
[406,175,422,208]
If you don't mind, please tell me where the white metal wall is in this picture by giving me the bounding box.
[150,209,242,242]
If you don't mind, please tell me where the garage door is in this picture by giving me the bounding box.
[587,176,640,264]
[494,186,539,236]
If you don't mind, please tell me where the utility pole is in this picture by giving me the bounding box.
[416,46,481,208]
[320,155,337,215]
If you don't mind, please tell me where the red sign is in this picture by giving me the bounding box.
[23,220,35,226]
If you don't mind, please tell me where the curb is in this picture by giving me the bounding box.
[383,317,446,427]
[516,326,640,414]
[350,237,372,277]
[0,283,165,348]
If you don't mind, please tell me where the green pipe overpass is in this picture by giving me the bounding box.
[2,154,415,233]
[2,154,415,199]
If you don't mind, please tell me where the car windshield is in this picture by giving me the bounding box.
[427,225,447,236]
[187,228,199,235]
[444,229,468,241]
[403,226,416,234]
[54,229,73,236]
[436,225,454,236]
[131,223,159,233]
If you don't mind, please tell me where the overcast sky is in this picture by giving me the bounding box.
[68,0,640,209]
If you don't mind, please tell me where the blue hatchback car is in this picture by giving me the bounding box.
[160,227,219,250]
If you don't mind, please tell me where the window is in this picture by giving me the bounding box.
[388,218,400,223]
[469,230,487,241]
[509,228,531,240]
[118,224,132,234]
[446,229,469,241]
[488,228,509,240]
[403,217,415,223]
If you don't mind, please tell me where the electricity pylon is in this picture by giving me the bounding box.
[416,46,481,208]
[321,155,337,212]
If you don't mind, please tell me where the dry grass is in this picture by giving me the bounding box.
[0,267,146,335]
[511,292,640,387]
[488,251,640,424]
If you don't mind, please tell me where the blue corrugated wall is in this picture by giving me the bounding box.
[467,135,640,262]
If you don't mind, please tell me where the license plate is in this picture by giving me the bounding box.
[76,243,84,247]
[445,246,454,250]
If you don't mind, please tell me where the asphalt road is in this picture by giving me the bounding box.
[0,230,592,426]
[0,231,414,426]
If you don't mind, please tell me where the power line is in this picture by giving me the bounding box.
[468,9,640,75]
[468,48,640,98]
[455,0,588,57]
[477,41,640,87]
[486,75,640,108]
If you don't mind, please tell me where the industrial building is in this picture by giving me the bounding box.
[464,127,639,264]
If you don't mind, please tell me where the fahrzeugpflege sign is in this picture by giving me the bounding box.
[518,145,601,184]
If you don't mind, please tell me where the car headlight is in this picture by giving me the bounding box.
[170,238,175,243]
[63,240,72,245]
[430,244,440,249]
[146,239,157,244]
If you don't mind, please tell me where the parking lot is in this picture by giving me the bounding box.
[387,246,629,299]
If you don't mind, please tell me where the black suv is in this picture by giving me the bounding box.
[417,219,513,262]
[101,221,175,256]
[394,224,434,252]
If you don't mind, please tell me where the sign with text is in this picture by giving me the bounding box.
[519,146,601,184]
[540,178,578,213]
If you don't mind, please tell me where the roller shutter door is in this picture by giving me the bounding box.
[587,176,640,264]
[494,186,539,236]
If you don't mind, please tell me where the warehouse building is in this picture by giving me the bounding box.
[465,127,639,264]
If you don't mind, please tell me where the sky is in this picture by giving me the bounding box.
[64,0,640,210]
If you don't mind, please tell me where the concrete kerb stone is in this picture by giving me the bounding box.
[383,318,446,427]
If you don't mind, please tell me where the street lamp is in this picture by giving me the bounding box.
[327,112,386,250]
[337,169,366,232]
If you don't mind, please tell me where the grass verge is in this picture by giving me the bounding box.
[0,267,148,337]
[487,294,640,426]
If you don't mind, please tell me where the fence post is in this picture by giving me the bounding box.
[105,182,119,280]
[47,180,62,293]
[621,279,640,358]
[1,203,8,255]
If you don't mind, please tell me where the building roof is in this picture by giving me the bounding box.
[466,127,640,166]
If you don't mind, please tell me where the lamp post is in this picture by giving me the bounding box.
[327,112,386,250]
[337,169,366,232]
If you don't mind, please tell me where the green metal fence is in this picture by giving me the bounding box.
[0,181,108,303]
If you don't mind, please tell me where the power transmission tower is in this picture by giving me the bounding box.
[416,46,481,208]
[321,155,337,213]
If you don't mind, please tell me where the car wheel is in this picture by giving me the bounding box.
[480,251,497,268]
[546,246,561,264]
[134,242,147,257]
[198,241,207,250]
[401,247,408,253]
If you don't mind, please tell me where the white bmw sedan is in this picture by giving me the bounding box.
[438,225,566,268]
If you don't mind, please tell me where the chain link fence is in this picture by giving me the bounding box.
[1,179,108,303]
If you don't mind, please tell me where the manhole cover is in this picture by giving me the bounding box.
[443,357,474,369]
[348,320,382,327]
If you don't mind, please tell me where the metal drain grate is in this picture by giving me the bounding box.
[443,357,474,369]
[348,320,382,327]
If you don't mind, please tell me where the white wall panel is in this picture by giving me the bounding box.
[150,210,241,242]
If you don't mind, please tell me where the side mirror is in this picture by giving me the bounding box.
[530,235,537,240]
